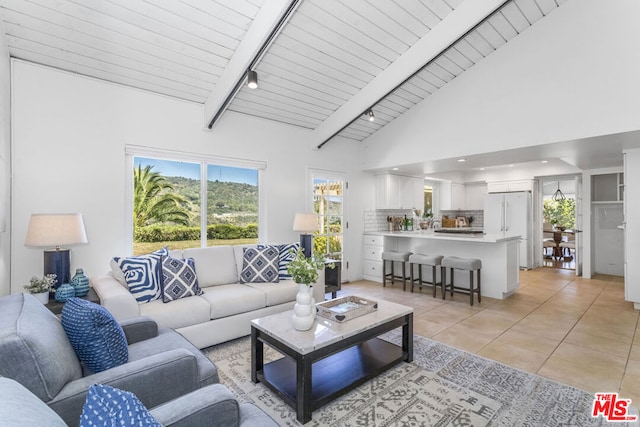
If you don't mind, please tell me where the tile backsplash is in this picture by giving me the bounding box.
[440,210,484,228]
[364,209,484,232]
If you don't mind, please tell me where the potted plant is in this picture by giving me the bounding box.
[24,274,57,304]
[287,249,334,331]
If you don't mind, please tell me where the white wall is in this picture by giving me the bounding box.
[0,21,10,297]
[360,0,640,170]
[10,60,372,294]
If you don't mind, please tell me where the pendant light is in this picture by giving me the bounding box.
[552,181,566,201]
[247,70,258,89]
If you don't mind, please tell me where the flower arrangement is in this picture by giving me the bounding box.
[287,248,334,286]
[24,274,57,294]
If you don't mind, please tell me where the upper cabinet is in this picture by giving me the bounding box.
[592,173,624,202]
[375,174,423,210]
[487,180,532,193]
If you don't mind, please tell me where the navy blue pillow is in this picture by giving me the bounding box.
[80,384,161,427]
[61,298,128,373]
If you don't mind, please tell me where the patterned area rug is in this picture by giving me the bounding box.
[204,331,633,426]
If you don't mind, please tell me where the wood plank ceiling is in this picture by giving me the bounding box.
[0,0,566,145]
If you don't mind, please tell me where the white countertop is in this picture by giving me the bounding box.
[365,230,521,243]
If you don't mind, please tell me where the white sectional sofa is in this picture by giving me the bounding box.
[92,245,325,349]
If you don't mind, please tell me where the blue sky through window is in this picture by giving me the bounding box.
[135,157,257,185]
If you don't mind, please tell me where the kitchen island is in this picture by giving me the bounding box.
[365,230,521,300]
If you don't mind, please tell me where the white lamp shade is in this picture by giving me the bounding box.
[25,213,88,248]
[292,213,319,233]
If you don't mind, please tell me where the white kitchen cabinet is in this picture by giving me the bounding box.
[363,235,384,282]
[487,180,532,193]
[465,183,488,210]
[375,174,423,210]
[451,183,466,210]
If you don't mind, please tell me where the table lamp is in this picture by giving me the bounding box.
[25,213,88,290]
[292,213,319,258]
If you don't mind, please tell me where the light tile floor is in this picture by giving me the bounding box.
[336,267,640,404]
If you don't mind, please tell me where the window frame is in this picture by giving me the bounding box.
[125,145,266,254]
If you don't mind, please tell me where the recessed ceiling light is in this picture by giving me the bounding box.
[541,160,548,164]
[457,158,467,162]
[480,167,486,171]
[509,164,515,167]
[391,167,399,171]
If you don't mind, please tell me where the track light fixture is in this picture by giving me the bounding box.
[365,109,375,122]
[247,69,258,89]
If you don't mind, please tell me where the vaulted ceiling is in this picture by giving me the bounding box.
[0,0,568,148]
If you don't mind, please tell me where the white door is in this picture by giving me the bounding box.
[574,175,583,276]
[505,192,531,269]
[310,169,347,282]
[483,193,504,234]
[594,204,624,275]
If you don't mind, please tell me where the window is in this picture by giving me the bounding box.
[126,147,263,255]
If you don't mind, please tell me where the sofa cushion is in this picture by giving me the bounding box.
[127,328,219,386]
[200,284,266,319]
[244,279,298,306]
[61,298,128,373]
[140,296,211,330]
[239,246,280,283]
[113,247,168,303]
[0,293,82,402]
[233,244,257,280]
[183,246,238,287]
[0,377,67,426]
[259,242,300,280]
[161,256,203,302]
[80,384,161,427]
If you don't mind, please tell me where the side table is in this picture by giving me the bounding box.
[45,287,100,315]
[325,260,342,299]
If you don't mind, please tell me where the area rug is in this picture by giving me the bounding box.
[204,331,631,426]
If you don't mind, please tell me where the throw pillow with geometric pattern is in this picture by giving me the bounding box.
[161,256,203,303]
[113,247,168,304]
[239,246,280,283]
[259,242,300,280]
[80,384,161,427]
[61,298,128,373]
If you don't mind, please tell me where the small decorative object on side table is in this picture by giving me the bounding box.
[46,287,99,315]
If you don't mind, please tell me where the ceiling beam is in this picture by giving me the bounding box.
[203,0,300,130]
[311,0,507,149]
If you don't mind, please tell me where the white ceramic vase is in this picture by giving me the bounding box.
[292,283,316,331]
[32,291,49,304]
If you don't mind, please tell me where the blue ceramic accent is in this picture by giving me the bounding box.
[55,283,75,302]
[71,268,90,297]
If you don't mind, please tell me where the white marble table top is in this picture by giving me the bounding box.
[251,298,413,355]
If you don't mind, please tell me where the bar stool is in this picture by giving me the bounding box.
[382,251,412,291]
[441,256,482,306]
[408,254,443,297]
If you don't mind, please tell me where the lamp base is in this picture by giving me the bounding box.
[299,234,313,258]
[44,249,71,293]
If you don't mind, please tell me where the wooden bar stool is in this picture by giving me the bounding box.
[382,251,412,291]
[441,256,482,306]
[408,254,443,297]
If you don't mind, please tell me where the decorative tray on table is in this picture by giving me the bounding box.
[317,296,378,323]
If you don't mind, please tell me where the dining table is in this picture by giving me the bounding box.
[551,229,575,260]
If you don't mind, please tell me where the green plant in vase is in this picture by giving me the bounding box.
[24,274,57,304]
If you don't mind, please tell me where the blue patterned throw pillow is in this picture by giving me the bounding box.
[259,242,300,280]
[240,246,280,283]
[113,247,168,303]
[80,384,161,427]
[161,256,202,303]
[61,298,128,373]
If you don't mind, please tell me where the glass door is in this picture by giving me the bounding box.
[310,170,346,281]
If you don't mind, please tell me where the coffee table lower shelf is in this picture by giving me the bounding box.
[258,337,403,410]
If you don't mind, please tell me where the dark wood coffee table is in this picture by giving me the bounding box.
[251,299,413,423]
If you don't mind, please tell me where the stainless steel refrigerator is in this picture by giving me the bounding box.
[484,191,532,269]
